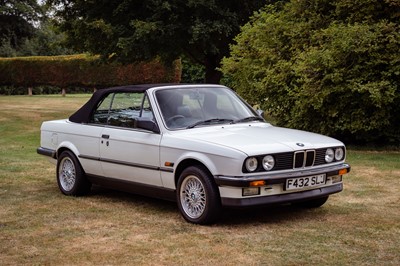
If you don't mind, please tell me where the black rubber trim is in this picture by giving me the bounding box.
[37,147,56,158]
[221,183,343,207]
[79,154,100,161]
[79,154,174,173]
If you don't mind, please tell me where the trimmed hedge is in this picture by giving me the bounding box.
[0,54,181,88]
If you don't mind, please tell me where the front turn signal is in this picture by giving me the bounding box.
[249,180,266,187]
[339,168,348,175]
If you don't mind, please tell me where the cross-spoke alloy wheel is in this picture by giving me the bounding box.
[180,175,206,219]
[177,166,221,224]
[59,157,76,192]
[56,151,91,196]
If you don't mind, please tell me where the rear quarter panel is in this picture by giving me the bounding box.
[40,119,104,176]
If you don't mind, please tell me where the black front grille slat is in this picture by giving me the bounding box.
[315,148,327,165]
[294,152,305,168]
[293,150,315,168]
[274,152,293,170]
[306,150,315,167]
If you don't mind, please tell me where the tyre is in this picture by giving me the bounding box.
[56,150,91,196]
[177,166,221,224]
[295,196,329,208]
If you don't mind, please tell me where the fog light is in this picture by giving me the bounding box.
[331,175,342,183]
[242,187,260,196]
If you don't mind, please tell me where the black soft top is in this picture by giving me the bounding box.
[69,84,177,123]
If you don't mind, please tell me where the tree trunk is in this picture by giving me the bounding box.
[28,87,32,96]
[204,57,222,84]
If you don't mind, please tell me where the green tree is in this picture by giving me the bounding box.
[18,20,75,56]
[0,0,44,56]
[222,0,400,144]
[49,0,265,83]
[0,0,73,57]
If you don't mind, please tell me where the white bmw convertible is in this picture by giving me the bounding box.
[38,84,350,224]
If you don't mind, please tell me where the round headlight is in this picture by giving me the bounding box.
[262,155,275,171]
[335,148,344,161]
[325,148,334,163]
[245,157,258,172]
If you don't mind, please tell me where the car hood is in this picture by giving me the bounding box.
[171,123,343,156]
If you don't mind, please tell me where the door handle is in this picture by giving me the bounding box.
[101,134,110,139]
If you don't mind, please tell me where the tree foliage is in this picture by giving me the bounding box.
[0,0,73,57]
[49,0,265,83]
[0,0,43,47]
[222,0,400,144]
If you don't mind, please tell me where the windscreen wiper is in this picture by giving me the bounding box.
[187,118,233,129]
[232,116,264,124]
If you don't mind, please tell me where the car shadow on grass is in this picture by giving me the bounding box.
[218,205,323,225]
[88,185,177,211]
[87,185,327,226]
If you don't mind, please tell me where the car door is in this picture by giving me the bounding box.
[69,123,104,177]
[97,92,163,187]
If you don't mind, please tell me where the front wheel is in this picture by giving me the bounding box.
[177,166,221,224]
[57,150,91,196]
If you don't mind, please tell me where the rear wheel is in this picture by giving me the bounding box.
[295,196,329,208]
[57,150,91,196]
[177,166,221,224]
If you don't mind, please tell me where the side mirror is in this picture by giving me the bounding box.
[136,117,160,134]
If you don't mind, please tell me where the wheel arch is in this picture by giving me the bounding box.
[56,141,80,159]
[174,158,215,188]
[55,143,86,175]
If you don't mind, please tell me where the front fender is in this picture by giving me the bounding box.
[174,151,219,175]
[174,151,244,177]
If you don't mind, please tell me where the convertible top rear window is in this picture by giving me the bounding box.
[91,92,154,128]
[69,84,176,123]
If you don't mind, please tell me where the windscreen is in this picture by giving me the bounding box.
[155,87,260,129]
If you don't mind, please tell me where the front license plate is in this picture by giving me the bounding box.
[285,174,326,191]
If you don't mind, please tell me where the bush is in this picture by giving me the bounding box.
[180,58,206,83]
[222,0,400,144]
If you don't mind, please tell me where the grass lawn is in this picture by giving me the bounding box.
[0,95,399,265]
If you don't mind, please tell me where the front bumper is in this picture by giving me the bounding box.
[221,183,342,207]
[214,163,350,208]
[214,163,350,187]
